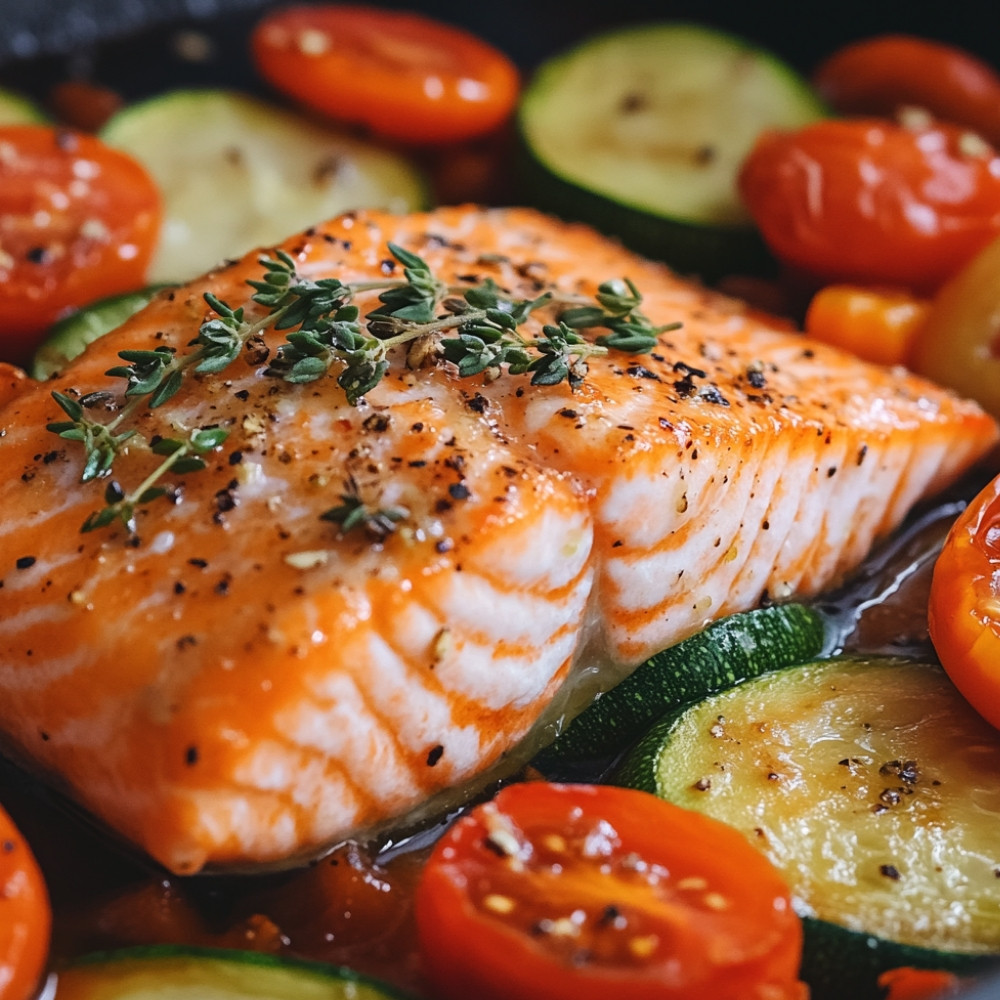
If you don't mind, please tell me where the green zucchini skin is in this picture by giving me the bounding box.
[31,285,170,380]
[57,945,419,999]
[534,602,831,772]
[799,918,996,1000]
[516,22,827,280]
[615,656,1000,1000]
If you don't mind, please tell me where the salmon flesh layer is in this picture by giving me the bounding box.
[0,207,996,873]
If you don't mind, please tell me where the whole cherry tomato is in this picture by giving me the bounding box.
[814,35,1000,147]
[0,125,161,366]
[252,6,520,145]
[738,118,1000,293]
[929,473,1000,732]
[878,966,963,1000]
[415,782,805,1000]
[0,802,51,1000]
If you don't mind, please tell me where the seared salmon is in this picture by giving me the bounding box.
[0,206,995,873]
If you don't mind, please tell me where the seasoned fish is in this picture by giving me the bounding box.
[0,207,995,873]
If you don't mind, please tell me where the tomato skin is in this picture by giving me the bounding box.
[804,284,930,367]
[929,473,1000,732]
[878,966,963,1000]
[814,35,1000,147]
[0,802,51,1000]
[738,118,1000,294]
[415,782,805,1000]
[251,6,520,145]
[0,125,161,366]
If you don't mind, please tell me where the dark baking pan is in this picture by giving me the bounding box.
[2,4,1000,1000]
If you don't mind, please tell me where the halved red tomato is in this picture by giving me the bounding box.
[0,802,51,1000]
[929,472,1000,732]
[0,125,161,366]
[251,5,520,145]
[415,782,805,1000]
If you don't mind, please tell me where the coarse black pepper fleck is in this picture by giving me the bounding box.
[426,744,444,767]
[15,556,36,570]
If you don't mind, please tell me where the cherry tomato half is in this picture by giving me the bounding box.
[415,782,805,1000]
[0,802,51,1000]
[251,6,520,145]
[0,125,161,366]
[738,118,1000,294]
[814,35,1000,148]
[929,473,1000,732]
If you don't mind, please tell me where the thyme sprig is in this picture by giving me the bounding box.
[51,241,677,534]
[320,476,410,541]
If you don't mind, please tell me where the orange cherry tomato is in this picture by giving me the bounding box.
[929,473,1000,732]
[0,125,161,366]
[804,284,930,367]
[878,966,963,1000]
[415,782,805,1000]
[814,35,1000,148]
[0,802,51,1000]
[251,5,520,145]
[738,118,1000,294]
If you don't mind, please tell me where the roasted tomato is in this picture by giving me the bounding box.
[415,782,805,1000]
[738,118,1000,293]
[803,284,930,367]
[251,5,520,145]
[929,473,1000,732]
[814,34,1000,147]
[878,966,964,1000]
[0,125,160,365]
[0,802,51,1000]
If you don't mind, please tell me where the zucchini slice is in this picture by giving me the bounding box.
[31,285,169,380]
[616,657,1000,998]
[534,602,830,771]
[0,86,46,124]
[100,90,428,283]
[55,946,417,999]
[517,22,826,279]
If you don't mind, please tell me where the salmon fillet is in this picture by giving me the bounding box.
[0,206,995,873]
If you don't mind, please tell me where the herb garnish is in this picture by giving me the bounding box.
[50,242,677,534]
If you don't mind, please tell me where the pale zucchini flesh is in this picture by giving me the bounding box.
[636,658,1000,955]
[100,90,428,284]
[0,86,46,123]
[519,23,825,228]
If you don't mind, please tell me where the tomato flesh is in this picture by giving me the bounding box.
[415,782,804,1000]
[0,802,51,1000]
[252,6,520,145]
[738,118,1000,293]
[0,125,160,365]
[929,473,1000,731]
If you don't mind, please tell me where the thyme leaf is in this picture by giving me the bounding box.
[52,239,676,534]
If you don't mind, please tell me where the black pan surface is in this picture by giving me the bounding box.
[2,3,1000,998]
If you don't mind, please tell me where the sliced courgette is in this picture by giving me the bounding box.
[616,657,1000,998]
[31,285,169,380]
[534,602,830,771]
[99,89,428,283]
[0,87,46,124]
[55,946,417,999]
[517,22,826,280]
